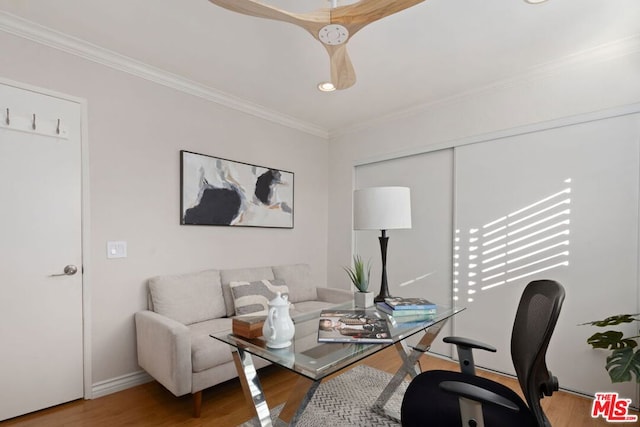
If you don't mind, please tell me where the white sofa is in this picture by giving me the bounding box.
[134,263,352,416]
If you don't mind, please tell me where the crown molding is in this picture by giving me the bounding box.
[0,12,329,139]
[3,11,639,141]
[330,33,640,138]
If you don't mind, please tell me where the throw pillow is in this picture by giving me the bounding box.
[220,266,276,317]
[229,279,290,316]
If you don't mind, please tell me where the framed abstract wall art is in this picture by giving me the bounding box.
[180,150,294,228]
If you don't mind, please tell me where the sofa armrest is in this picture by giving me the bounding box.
[316,287,354,303]
[135,310,192,396]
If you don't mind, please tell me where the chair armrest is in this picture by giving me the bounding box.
[443,336,497,353]
[316,287,354,303]
[439,381,520,412]
[135,310,192,396]
[443,336,496,375]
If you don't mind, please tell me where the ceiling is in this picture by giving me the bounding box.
[0,0,639,134]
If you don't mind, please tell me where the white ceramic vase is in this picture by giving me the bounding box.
[262,292,295,348]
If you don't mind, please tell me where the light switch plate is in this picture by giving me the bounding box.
[107,241,127,259]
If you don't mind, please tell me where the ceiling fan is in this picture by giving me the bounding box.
[207,0,426,90]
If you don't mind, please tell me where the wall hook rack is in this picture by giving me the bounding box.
[1,107,68,140]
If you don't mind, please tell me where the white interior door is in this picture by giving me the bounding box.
[0,82,84,420]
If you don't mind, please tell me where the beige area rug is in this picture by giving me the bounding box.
[239,365,407,426]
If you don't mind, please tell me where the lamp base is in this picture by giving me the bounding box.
[375,230,392,303]
[374,291,391,304]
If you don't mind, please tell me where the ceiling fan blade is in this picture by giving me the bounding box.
[332,0,426,34]
[326,44,356,90]
[210,0,417,90]
[208,0,329,35]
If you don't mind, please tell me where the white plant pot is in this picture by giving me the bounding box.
[354,291,374,309]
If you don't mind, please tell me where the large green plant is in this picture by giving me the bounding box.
[581,314,640,383]
[344,255,371,293]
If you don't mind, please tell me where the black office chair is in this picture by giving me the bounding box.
[401,280,565,427]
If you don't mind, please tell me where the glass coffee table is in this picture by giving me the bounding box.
[211,302,464,426]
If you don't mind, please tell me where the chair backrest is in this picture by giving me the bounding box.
[511,279,565,427]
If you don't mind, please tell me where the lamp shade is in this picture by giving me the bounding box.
[353,186,412,230]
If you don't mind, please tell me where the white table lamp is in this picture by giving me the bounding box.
[353,186,412,302]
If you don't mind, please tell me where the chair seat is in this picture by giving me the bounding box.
[401,370,537,427]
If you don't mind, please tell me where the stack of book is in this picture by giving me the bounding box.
[376,297,437,323]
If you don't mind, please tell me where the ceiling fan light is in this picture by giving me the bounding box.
[317,82,336,92]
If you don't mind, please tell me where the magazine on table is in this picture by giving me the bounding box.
[317,309,393,343]
[386,312,436,324]
[386,313,437,330]
[376,302,437,316]
[383,297,437,311]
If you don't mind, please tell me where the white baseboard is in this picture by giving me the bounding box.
[91,370,153,399]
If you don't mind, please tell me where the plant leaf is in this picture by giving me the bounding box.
[606,347,640,383]
[580,314,640,327]
[344,255,371,292]
[587,331,638,350]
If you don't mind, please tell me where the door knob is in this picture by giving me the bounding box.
[50,265,78,277]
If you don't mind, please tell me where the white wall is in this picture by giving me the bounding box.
[0,32,329,387]
[327,50,640,288]
[327,46,640,401]
[454,116,640,402]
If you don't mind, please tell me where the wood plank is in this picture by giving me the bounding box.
[3,348,632,426]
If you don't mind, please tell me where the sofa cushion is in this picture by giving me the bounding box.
[189,318,234,373]
[272,264,318,303]
[230,279,289,315]
[148,270,225,325]
[220,266,275,316]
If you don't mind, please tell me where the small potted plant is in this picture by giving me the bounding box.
[581,313,640,383]
[344,255,373,308]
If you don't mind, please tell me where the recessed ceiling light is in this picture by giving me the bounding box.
[317,82,336,92]
[525,0,548,3]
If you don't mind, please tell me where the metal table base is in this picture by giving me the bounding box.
[235,318,449,426]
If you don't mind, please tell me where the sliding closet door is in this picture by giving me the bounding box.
[454,114,640,401]
[355,149,454,355]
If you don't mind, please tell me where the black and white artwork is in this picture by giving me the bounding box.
[180,150,294,228]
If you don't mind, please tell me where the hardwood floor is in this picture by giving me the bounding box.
[2,348,635,426]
